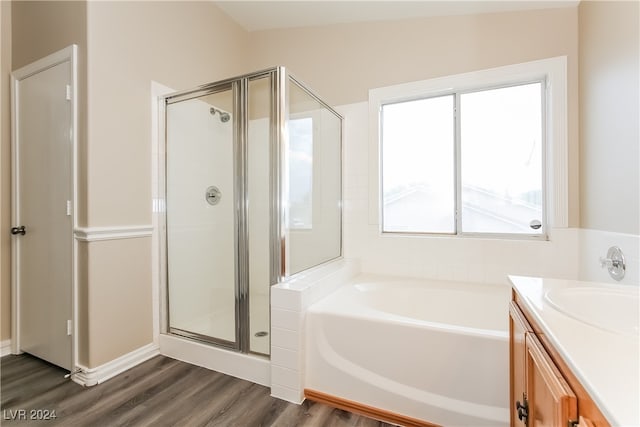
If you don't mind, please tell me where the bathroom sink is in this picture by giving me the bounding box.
[544,287,640,335]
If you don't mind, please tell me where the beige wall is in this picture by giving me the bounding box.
[86,239,152,366]
[579,1,639,235]
[248,7,581,227]
[11,1,87,70]
[83,1,248,367]
[86,1,249,227]
[1,0,12,342]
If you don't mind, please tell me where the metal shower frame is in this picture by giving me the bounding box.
[158,67,343,355]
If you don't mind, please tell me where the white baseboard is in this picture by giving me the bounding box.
[72,343,159,387]
[1,340,12,357]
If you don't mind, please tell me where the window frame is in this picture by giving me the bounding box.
[369,57,568,241]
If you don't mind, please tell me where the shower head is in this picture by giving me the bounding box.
[210,107,231,123]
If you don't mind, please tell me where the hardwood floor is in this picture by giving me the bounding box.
[1,354,395,427]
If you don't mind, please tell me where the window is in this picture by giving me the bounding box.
[377,66,557,238]
[459,83,543,235]
[382,82,544,237]
[372,58,568,238]
[382,95,455,233]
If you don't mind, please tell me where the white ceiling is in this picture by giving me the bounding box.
[214,1,579,32]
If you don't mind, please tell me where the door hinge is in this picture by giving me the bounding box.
[66,200,72,216]
[66,320,72,336]
[516,393,529,426]
[66,85,71,101]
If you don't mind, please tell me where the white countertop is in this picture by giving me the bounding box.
[509,275,640,427]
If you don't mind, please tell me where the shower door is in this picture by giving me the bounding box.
[164,72,274,355]
[165,84,238,348]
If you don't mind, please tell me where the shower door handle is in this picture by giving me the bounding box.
[11,226,26,236]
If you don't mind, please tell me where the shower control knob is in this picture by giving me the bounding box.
[205,186,222,206]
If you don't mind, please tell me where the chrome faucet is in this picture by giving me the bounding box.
[599,246,626,281]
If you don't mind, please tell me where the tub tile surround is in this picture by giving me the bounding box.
[337,101,583,287]
[270,259,360,403]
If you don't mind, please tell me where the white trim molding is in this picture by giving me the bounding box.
[1,340,12,357]
[74,225,153,242]
[72,343,159,387]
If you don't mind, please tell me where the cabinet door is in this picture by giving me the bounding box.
[576,416,596,427]
[526,333,577,427]
[510,302,532,426]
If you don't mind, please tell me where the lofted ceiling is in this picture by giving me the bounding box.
[214,1,579,32]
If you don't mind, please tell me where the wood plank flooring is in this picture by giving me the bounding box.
[1,354,396,427]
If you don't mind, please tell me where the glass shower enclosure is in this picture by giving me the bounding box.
[160,68,342,356]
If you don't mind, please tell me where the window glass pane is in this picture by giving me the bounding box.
[382,96,455,233]
[460,83,543,234]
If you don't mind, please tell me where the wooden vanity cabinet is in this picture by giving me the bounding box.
[510,291,611,427]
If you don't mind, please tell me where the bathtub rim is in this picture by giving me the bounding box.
[307,273,511,340]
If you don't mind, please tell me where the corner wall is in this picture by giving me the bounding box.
[84,1,249,367]
[579,0,639,235]
[577,0,639,285]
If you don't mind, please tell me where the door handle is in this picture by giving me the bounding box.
[11,226,26,235]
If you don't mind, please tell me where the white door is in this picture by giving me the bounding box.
[12,53,74,371]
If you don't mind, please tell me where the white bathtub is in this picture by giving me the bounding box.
[305,274,510,427]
